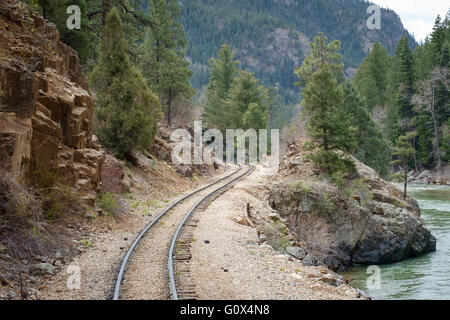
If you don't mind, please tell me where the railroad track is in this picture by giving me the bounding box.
[113,164,253,300]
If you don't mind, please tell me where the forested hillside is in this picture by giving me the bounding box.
[16,0,447,175]
[353,15,450,172]
[179,0,416,103]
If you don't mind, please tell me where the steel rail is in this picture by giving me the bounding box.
[168,164,253,300]
[113,164,245,300]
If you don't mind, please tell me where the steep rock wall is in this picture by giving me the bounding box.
[0,0,103,194]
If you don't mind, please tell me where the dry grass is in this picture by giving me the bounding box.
[28,168,84,221]
[0,169,42,222]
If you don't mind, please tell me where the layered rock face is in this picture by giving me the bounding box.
[268,144,436,271]
[0,0,103,194]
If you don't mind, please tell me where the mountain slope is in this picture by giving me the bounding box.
[180,0,416,102]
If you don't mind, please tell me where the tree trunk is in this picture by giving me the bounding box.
[430,84,442,169]
[323,128,329,151]
[167,88,173,125]
[102,0,111,27]
[403,168,408,200]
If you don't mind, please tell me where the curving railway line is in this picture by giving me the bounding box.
[113,164,253,300]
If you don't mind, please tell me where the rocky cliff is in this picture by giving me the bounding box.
[268,143,436,271]
[0,0,103,197]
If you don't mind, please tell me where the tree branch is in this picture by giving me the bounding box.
[87,10,102,19]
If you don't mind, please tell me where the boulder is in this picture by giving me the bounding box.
[317,274,343,287]
[285,246,305,260]
[29,262,56,276]
[175,164,194,177]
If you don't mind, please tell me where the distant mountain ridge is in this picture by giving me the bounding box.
[179,0,416,102]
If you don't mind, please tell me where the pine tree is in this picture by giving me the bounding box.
[353,43,391,110]
[91,8,161,158]
[387,35,417,170]
[226,71,269,130]
[203,44,239,131]
[392,131,417,199]
[442,118,450,163]
[343,82,391,176]
[295,33,344,85]
[24,0,153,65]
[430,16,446,66]
[23,0,93,63]
[395,35,416,121]
[295,34,357,174]
[267,87,297,130]
[138,0,194,125]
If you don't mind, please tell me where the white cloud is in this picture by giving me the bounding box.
[371,0,449,42]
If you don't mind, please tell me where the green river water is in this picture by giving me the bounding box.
[343,184,450,300]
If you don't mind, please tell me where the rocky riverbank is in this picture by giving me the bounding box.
[267,143,436,271]
[407,166,450,185]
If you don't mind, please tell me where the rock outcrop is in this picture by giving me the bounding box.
[0,0,104,194]
[268,144,436,271]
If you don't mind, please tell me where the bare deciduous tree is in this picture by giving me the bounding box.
[412,67,449,170]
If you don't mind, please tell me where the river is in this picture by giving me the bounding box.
[343,184,450,300]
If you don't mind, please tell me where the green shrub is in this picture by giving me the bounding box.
[307,150,356,177]
[99,192,117,215]
[290,180,312,195]
[315,193,336,218]
[260,221,291,252]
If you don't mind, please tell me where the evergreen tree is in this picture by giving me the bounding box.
[295,34,357,174]
[442,118,450,163]
[267,87,297,130]
[342,82,391,176]
[138,0,194,124]
[395,35,416,121]
[430,16,446,66]
[203,44,239,131]
[91,8,161,158]
[23,0,93,63]
[353,43,391,110]
[352,12,449,172]
[226,71,269,130]
[413,41,434,81]
[387,35,417,162]
[392,131,417,199]
[295,33,344,85]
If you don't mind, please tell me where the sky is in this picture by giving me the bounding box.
[371,0,449,42]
